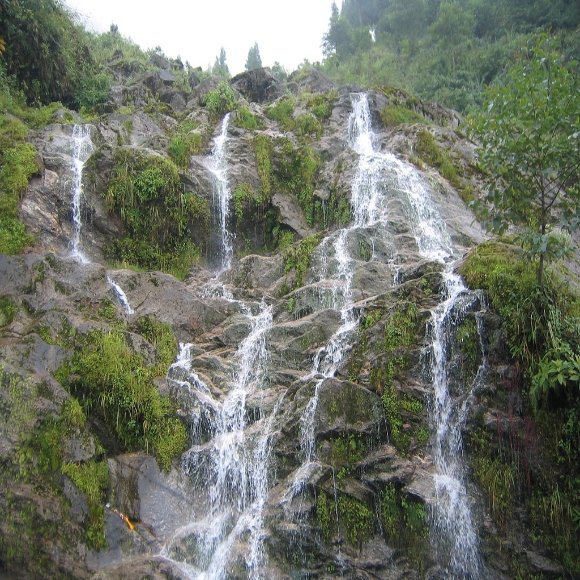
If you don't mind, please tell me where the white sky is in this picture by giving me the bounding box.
[65,0,335,76]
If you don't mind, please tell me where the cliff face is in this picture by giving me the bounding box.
[0,63,571,579]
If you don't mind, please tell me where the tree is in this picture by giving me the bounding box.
[472,38,579,288]
[322,2,354,58]
[212,47,230,78]
[245,42,262,71]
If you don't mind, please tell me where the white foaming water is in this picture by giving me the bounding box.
[292,93,389,493]
[426,272,483,577]
[106,276,134,315]
[207,113,234,271]
[292,93,482,575]
[70,125,94,262]
[166,300,276,578]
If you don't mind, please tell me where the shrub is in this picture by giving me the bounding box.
[203,81,237,119]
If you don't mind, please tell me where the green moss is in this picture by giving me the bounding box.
[379,483,429,572]
[329,433,366,466]
[456,316,479,380]
[316,491,332,540]
[61,460,108,549]
[337,495,374,547]
[381,105,427,127]
[104,148,208,277]
[57,329,187,471]
[282,234,321,290]
[0,296,17,328]
[415,129,461,188]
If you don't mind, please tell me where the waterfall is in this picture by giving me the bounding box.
[207,113,234,271]
[381,104,483,575]
[292,93,391,492]
[291,93,483,575]
[106,275,134,315]
[70,124,94,263]
[70,126,135,315]
[165,300,276,578]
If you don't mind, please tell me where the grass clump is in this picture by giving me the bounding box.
[415,129,460,187]
[57,329,187,471]
[282,234,321,290]
[104,148,209,278]
[381,105,427,127]
[233,106,264,130]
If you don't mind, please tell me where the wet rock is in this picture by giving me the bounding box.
[230,68,283,103]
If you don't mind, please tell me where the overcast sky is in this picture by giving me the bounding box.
[65,0,335,76]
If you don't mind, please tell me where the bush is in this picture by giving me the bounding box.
[203,81,237,119]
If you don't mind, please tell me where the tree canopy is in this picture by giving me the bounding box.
[471,37,579,287]
[245,42,262,71]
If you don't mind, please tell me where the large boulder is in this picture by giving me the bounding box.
[231,68,284,103]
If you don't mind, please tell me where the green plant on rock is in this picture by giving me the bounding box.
[57,329,187,471]
[265,95,296,130]
[273,138,321,225]
[253,134,273,197]
[415,129,460,188]
[61,461,108,549]
[234,106,264,130]
[168,132,203,168]
[104,148,208,277]
[381,105,427,127]
[132,315,177,374]
[302,90,338,121]
[232,182,264,221]
[337,495,374,547]
[282,234,321,290]
[0,296,17,328]
[203,81,237,119]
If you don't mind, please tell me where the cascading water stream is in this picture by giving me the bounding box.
[292,93,392,492]
[292,93,483,575]
[70,124,94,263]
[207,113,234,272]
[69,125,135,314]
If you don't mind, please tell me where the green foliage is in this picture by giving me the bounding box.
[76,71,111,111]
[0,0,97,106]
[316,491,332,540]
[379,483,429,570]
[203,81,237,119]
[265,96,296,130]
[0,136,37,253]
[273,139,321,225]
[104,148,208,277]
[380,104,427,127]
[168,132,203,168]
[321,0,579,112]
[232,182,264,221]
[302,91,338,120]
[459,241,579,377]
[233,106,264,130]
[57,329,188,471]
[414,129,460,187]
[61,461,108,549]
[336,495,374,547]
[253,134,273,196]
[132,315,177,374]
[283,234,321,290]
[471,37,579,288]
[0,296,17,327]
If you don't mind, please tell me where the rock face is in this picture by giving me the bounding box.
[2,66,571,580]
